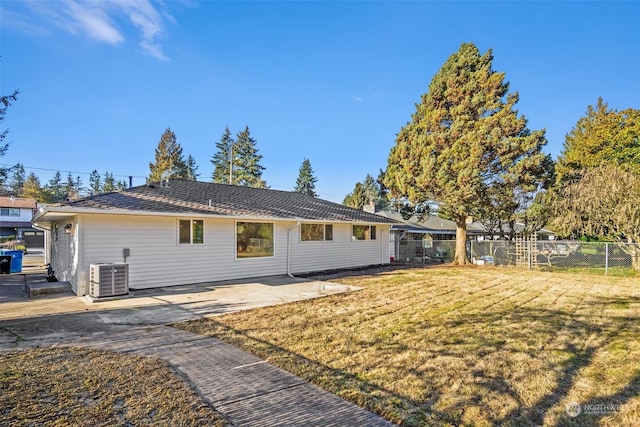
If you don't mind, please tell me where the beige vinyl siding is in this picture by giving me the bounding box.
[78,214,290,292]
[289,224,390,274]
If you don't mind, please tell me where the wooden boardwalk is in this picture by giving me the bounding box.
[69,325,397,427]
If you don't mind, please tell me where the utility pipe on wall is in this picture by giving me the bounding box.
[286,220,301,277]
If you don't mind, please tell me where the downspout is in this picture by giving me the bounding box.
[287,220,301,278]
[380,226,390,264]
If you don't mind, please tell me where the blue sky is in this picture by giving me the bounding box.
[1,1,639,202]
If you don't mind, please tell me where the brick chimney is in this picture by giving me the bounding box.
[363,201,376,213]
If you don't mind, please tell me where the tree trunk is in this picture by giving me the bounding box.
[619,241,640,271]
[630,245,640,271]
[452,221,470,265]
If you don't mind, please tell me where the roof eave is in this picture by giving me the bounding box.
[32,206,396,225]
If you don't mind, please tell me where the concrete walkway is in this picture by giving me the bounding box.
[0,273,28,301]
[0,274,397,426]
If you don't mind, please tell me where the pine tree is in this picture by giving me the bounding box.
[89,170,102,195]
[46,171,65,202]
[343,173,389,210]
[362,175,378,206]
[234,126,266,187]
[294,159,318,197]
[75,175,83,198]
[184,155,199,180]
[385,43,550,265]
[556,98,640,183]
[343,182,367,209]
[9,163,25,196]
[23,173,46,202]
[211,127,235,184]
[103,172,116,192]
[148,127,188,182]
[63,172,80,201]
[211,126,266,187]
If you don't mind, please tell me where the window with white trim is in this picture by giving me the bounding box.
[352,225,376,241]
[237,222,274,258]
[301,224,333,242]
[179,219,204,245]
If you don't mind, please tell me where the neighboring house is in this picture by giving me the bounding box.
[32,179,396,296]
[0,196,44,247]
[374,210,487,240]
[372,210,486,262]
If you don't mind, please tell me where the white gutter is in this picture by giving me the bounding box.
[32,206,396,226]
[32,223,51,232]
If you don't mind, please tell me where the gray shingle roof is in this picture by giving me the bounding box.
[374,210,486,234]
[54,179,395,223]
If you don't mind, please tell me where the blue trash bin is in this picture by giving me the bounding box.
[3,250,23,273]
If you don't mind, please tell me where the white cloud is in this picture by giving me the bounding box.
[65,1,125,44]
[20,0,172,60]
[0,7,49,36]
[139,39,168,61]
[116,0,169,59]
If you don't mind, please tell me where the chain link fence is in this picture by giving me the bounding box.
[395,239,639,275]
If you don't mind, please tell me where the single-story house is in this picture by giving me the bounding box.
[370,210,486,262]
[368,208,555,262]
[0,196,44,247]
[32,179,396,296]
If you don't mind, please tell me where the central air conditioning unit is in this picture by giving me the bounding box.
[89,263,129,298]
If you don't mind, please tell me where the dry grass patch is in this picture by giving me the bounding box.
[0,346,228,426]
[176,266,640,426]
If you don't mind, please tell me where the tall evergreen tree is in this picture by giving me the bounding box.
[211,127,235,184]
[211,126,266,187]
[385,43,550,265]
[343,173,389,210]
[75,175,83,197]
[103,172,116,193]
[89,170,102,194]
[22,173,46,202]
[343,182,367,209]
[63,172,81,201]
[9,163,25,196]
[362,175,378,206]
[46,171,65,202]
[294,159,318,197]
[234,126,266,187]
[556,98,640,183]
[184,155,199,180]
[148,127,188,182]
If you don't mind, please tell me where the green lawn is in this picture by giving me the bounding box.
[176,266,640,426]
